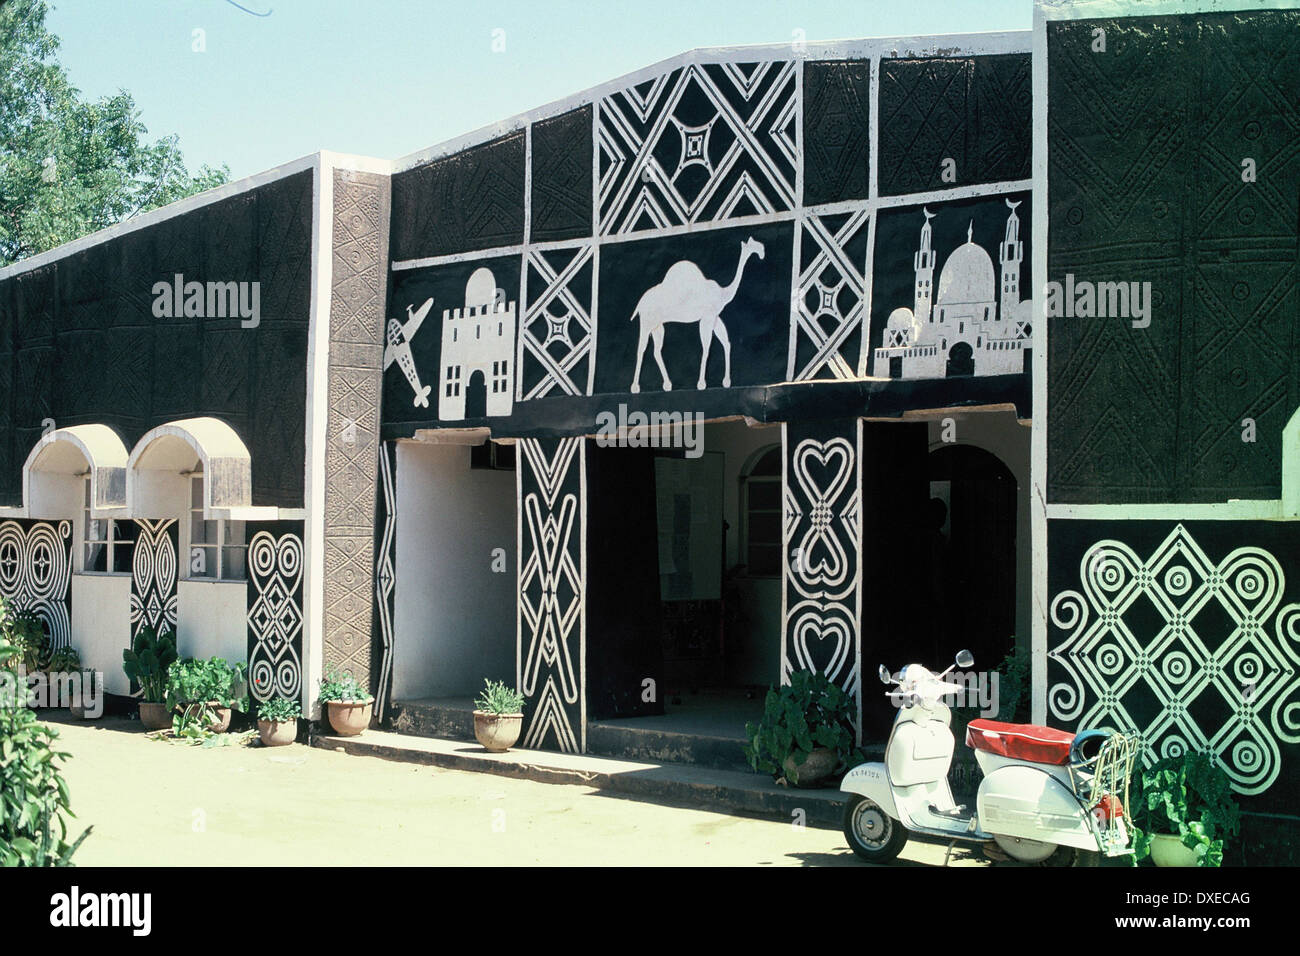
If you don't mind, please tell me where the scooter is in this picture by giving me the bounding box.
[840,650,1138,865]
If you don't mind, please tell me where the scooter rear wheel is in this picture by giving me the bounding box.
[843,795,908,863]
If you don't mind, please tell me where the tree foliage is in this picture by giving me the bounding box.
[0,0,228,265]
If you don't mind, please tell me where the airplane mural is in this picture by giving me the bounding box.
[385,297,434,408]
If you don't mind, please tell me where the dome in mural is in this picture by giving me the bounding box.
[936,232,995,306]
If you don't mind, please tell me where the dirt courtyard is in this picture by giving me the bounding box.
[46,714,981,867]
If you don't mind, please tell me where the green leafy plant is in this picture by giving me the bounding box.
[744,670,858,785]
[1,597,49,671]
[0,639,91,865]
[257,697,301,722]
[121,625,176,703]
[1130,751,1241,867]
[46,646,80,674]
[318,669,373,704]
[165,657,247,712]
[474,679,525,715]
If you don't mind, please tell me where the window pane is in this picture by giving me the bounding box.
[748,480,780,511]
[112,542,134,574]
[222,547,247,581]
[224,521,246,547]
[84,543,107,573]
[189,545,216,577]
[190,514,207,544]
[747,544,782,577]
[191,477,204,508]
[750,447,782,477]
[85,518,106,544]
[748,512,781,548]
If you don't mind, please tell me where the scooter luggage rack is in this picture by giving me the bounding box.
[1067,731,1141,857]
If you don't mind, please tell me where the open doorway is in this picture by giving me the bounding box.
[390,438,517,712]
[585,419,781,769]
[859,412,1026,741]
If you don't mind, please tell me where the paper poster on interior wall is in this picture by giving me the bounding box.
[593,221,793,396]
[868,191,1032,381]
[382,255,521,427]
[654,453,723,601]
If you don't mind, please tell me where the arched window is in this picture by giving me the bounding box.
[740,445,782,577]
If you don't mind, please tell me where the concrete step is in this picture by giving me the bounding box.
[586,720,753,773]
[390,698,475,741]
[311,728,849,831]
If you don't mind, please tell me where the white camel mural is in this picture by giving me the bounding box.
[629,237,765,393]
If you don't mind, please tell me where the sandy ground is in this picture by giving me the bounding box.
[48,715,984,867]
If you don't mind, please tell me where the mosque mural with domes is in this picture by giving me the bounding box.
[869,192,1032,381]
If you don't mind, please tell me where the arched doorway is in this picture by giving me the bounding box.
[464,369,488,420]
[924,444,1016,671]
[946,341,974,378]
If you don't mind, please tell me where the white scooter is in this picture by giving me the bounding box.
[840,650,1137,865]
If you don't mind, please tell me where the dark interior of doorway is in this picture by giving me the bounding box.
[859,422,1017,741]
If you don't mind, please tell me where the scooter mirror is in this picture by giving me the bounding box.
[878,664,892,685]
[955,649,974,669]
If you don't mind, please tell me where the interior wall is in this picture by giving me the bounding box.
[177,580,247,662]
[392,441,516,700]
[70,573,131,696]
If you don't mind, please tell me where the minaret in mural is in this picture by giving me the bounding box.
[998,198,1023,322]
[913,207,936,324]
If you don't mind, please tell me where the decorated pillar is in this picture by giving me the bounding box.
[781,418,864,734]
[516,436,587,753]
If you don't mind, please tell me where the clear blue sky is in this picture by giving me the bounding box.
[47,0,1031,181]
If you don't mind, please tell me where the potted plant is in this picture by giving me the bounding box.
[472,679,525,752]
[122,625,177,730]
[45,646,85,716]
[256,697,301,747]
[318,669,373,736]
[744,670,858,787]
[1131,751,1241,867]
[166,656,248,734]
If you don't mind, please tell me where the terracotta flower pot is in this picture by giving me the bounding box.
[1150,833,1200,867]
[258,718,297,747]
[138,701,171,731]
[205,703,232,733]
[474,711,523,752]
[783,746,838,787]
[326,700,372,736]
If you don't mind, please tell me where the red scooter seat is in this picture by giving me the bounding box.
[965,719,1075,766]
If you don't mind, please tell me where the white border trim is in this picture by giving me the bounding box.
[0,154,321,282]
[302,154,333,719]
[391,31,1030,175]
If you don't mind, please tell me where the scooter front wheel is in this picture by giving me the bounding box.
[843,795,908,863]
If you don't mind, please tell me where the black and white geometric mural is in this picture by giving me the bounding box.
[518,243,596,401]
[517,437,586,753]
[246,524,305,705]
[597,61,798,236]
[0,519,73,649]
[130,518,178,643]
[788,208,871,381]
[1049,520,1300,804]
[782,420,863,726]
[372,441,397,718]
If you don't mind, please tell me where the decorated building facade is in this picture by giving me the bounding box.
[0,0,1295,855]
